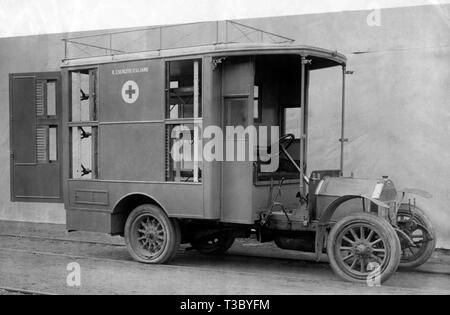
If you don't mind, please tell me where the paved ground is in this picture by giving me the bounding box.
[0,221,449,295]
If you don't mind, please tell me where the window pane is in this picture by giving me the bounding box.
[71,126,97,179]
[49,126,57,161]
[254,85,259,98]
[166,124,202,182]
[169,104,179,119]
[253,99,259,119]
[166,59,201,119]
[284,107,301,138]
[253,85,260,121]
[47,81,56,116]
[71,69,96,122]
[225,99,248,128]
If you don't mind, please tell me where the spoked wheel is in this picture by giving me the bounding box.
[327,213,401,283]
[125,204,180,264]
[191,231,235,255]
[396,204,436,268]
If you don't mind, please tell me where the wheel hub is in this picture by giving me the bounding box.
[354,241,372,257]
[134,215,165,256]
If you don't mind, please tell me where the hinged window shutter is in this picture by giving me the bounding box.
[10,71,62,203]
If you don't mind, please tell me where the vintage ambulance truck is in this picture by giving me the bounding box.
[9,24,436,283]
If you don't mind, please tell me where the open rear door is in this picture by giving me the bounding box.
[9,72,63,202]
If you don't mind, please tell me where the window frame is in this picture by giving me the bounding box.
[68,67,99,180]
[165,58,203,120]
[164,57,203,184]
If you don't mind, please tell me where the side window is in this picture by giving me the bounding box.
[70,69,98,179]
[166,59,202,119]
[71,69,97,122]
[165,59,202,183]
[165,124,202,183]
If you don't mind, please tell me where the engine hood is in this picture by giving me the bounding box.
[316,177,397,202]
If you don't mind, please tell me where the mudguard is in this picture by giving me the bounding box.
[314,194,390,261]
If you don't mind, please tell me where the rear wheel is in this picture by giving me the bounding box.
[191,231,235,255]
[327,213,401,283]
[124,204,180,264]
[397,205,436,268]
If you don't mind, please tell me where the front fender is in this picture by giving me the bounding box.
[314,194,390,261]
[318,194,389,225]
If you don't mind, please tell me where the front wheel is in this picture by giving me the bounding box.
[124,204,180,264]
[327,213,401,284]
[397,205,436,268]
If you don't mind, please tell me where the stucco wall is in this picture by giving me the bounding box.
[0,4,449,247]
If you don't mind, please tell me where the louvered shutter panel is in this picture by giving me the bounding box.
[36,80,45,116]
[36,127,48,163]
[36,80,48,163]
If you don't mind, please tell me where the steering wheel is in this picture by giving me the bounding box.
[276,134,310,188]
[279,133,295,151]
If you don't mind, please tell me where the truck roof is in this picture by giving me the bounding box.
[61,42,347,70]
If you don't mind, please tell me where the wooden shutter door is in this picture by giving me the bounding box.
[10,72,63,202]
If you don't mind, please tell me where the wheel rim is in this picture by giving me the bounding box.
[397,212,429,263]
[130,214,167,260]
[335,223,390,280]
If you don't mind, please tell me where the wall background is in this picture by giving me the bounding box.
[1,4,449,247]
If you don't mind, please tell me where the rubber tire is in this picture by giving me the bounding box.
[124,204,180,264]
[191,232,235,255]
[397,204,436,268]
[327,212,401,284]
